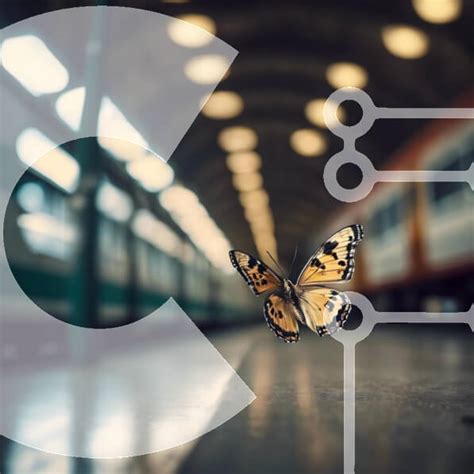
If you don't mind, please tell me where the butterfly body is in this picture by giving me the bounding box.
[281,279,299,307]
[229,225,364,343]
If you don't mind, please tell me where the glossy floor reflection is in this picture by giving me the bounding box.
[1,323,473,473]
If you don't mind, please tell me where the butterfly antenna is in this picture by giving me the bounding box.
[288,246,298,278]
[266,251,285,275]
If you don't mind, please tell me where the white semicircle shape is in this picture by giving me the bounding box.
[0,6,251,459]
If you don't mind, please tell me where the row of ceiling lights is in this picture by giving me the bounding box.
[218,127,278,261]
[15,122,231,271]
[172,18,439,158]
[164,0,463,25]
[167,0,463,259]
[172,1,462,156]
[2,33,234,273]
[3,0,463,268]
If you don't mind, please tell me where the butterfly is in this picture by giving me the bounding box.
[229,225,364,343]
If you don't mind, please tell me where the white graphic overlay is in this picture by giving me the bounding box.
[325,88,473,473]
[0,7,255,458]
[323,87,473,202]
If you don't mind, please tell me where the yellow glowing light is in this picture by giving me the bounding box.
[249,216,274,234]
[218,126,258,152]
[254,233,277,259]
[185,54,230,84]
[98,97,149,160]
[226,151,261,174]
[159,184,233,271]
[127,156,174,192]
[168,14,216,48]
[382,25,430,59]
[98,138,147,162]
[326,62,368,89]
[201,91,244,119]
[239,189,269,209]
[55,86,85,131]
[16,128,80,193]
[17,213,76,242]
[96,181,133,222]
[305,98,346,128]
[232,172,263,193]
[2,35,69,96]
[412,0,462,23]
[132,209,182,257]
[290,129,327,157]
[160,185,200,213]
[244,204,271,221]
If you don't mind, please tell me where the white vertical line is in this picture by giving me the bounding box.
[343,342,356,474]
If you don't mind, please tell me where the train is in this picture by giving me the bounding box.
[313,92,473,313]
[4,170,258,328]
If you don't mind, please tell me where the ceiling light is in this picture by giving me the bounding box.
[201,91,243,119]
[17,212,76,259]
[239,189,269,209]
[98,97,149,156]
[17,213,75,242]
[244,204,271,221]
[98,138,148,162]
[132,210,182,257]
[305,98,346,128]
[160,180,233,270]
[159,185,200,214]
[382,25,430,59]
[184,54,230,84]
[1,35,69,96]
[232,172,263,193]
[290,129,327,157]
[326,62,368,89]
[160,183,235,271]
[55,86,86,131]
[16,128,80,193]
[249,216,274,234]
[168,14,216,48]
[254,233,277,260]
[96,181,133,223]
[226,151,261,174]
[127,156,174,192]
[218,126,258,152]
[412,0,462,23]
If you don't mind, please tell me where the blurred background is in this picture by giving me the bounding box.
[0,0,473,473]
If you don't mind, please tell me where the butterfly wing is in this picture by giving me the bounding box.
[297,225,364,286]
[229,250,283,296]
[263,293,300,343]
[298,286,351,336]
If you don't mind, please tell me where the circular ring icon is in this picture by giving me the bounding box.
[323,150,376,203]
[324,87,376,140]
[330,292,377,345]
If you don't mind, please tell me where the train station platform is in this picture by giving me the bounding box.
[1,323,473,473]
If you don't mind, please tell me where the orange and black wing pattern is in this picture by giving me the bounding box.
[229,250,282,296]
[298,286,351,337]
[263,293,300,343]
[297,225,364,286]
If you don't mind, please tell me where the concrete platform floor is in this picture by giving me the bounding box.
[1,322,473,473]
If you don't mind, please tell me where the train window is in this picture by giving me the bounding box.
[96,179,133,223]
[15,180,77,260]
[98,218,127,263]
[16,181,45,212]
[429,151,471,206]
[368,194,406,239]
